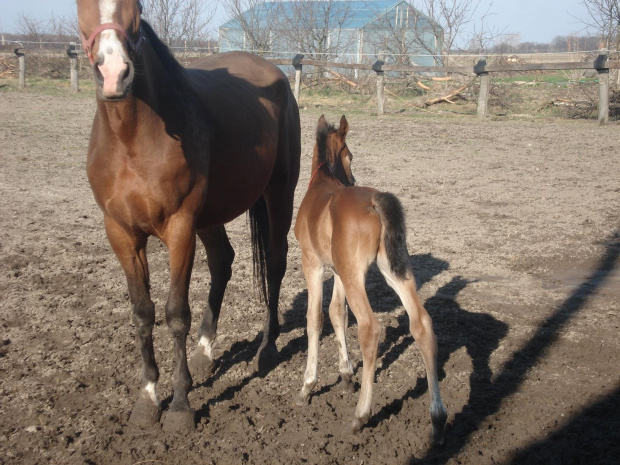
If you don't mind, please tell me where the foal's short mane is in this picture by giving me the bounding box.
[316,122,337,165]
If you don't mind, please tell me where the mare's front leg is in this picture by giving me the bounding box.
[189,226,235,382]
[104,216,161,428]
[162,215,197,431]
[295,252,324,406]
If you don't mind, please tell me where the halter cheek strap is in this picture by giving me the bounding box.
[308,162,326,188]
[81,22,144,65]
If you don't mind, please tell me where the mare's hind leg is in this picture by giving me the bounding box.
[104,216,161,428]
[328,274,354,391]
[161,215,197,431]
[257,187,296,371]
[295,252,324,405]
[377,255,447,445]
[189,226,235,382]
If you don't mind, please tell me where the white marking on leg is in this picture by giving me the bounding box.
[144,381,159,406]
[198,335,214,359]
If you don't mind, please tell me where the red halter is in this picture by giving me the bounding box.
[81,22,143,65]
[308,162,326,188]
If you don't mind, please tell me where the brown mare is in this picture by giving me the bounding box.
[294,115,447,443]
[76,0,300,430]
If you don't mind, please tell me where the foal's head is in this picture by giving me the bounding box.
[76,0,143,100]
[315,115,356,187]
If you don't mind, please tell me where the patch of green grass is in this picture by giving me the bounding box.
[0,77,95,98]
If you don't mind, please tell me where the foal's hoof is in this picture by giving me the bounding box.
[162,409,196,432]
[188,349,216,383]
[255,343,279,372]
[129,397,162,428]
[293,391,310,407]
[350,416,366,435]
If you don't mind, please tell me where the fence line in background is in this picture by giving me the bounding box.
[2,44,618,124]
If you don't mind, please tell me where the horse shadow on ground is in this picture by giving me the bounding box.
[193,252,509,434]
[409,230,620,465]
[192,253,451,417]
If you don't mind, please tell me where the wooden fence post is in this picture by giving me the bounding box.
[475,57,489,119]
[15,47,25,89]
[594,54,609,125]
[67,43,80,93]
[373,60,385,115]
[292,54,303,104]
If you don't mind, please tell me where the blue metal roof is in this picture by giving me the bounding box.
[220,0,427,30]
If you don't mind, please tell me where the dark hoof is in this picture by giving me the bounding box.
[255,343,279,372]
[339,374,355,393]
[431,405,447,446]
[188,349,216,383]
[162,409,196,432]
[129,397,162,428]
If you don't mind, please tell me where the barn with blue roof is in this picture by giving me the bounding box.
[218,0,443,66]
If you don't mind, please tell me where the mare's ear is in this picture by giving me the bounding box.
[338,115,349,140]
[317,114,328,132]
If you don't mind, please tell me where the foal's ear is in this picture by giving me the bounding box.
[338,115,349,140]
[317,114,328,131]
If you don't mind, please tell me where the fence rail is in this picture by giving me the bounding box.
[276,54,619,124]
[2,45,618,124]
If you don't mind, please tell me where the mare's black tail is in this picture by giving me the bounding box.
[249,195,270,305]
[372,192,411,280]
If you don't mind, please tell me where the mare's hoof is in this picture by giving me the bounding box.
[163,409,196,432]
[339,374,355,393]
[256,343,279,372]
[129,397,162,428]
[293,391,310,407]
[188,349,216,383]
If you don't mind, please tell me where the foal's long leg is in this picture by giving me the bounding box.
[328,274,354,390]
[189,226,235,381]
[104,215,161,427]
[377,256,447,445]
[295,252,324,406]
[161,215,197,431]
[340,276,381,434]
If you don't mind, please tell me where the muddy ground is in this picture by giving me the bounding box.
[0,89,619,465]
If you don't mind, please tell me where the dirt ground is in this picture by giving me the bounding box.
[1,89,619,465]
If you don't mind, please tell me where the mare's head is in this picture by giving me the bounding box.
[76,0,143,100]
[315,115,356,187]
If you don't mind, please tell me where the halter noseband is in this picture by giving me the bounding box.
[81,22,144,65]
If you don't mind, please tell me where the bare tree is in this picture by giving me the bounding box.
[141,0,216,47]
[16,11,47,45]
[579,0,620,50]
[220,0,282,55]
[278,0,356,60]
[363,0,494,65]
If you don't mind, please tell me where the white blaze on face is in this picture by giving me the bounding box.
[97,0,129,97]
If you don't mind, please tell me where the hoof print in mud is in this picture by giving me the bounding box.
[162,409,196,432]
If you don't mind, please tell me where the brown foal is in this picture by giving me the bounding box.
[294,115,447,443]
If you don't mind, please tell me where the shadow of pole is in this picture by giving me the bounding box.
[412,230,620,464]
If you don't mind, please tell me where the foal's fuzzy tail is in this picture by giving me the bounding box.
[372,192,411,280]
[249,195,270,305]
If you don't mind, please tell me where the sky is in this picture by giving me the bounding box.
[0,0,591,44]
